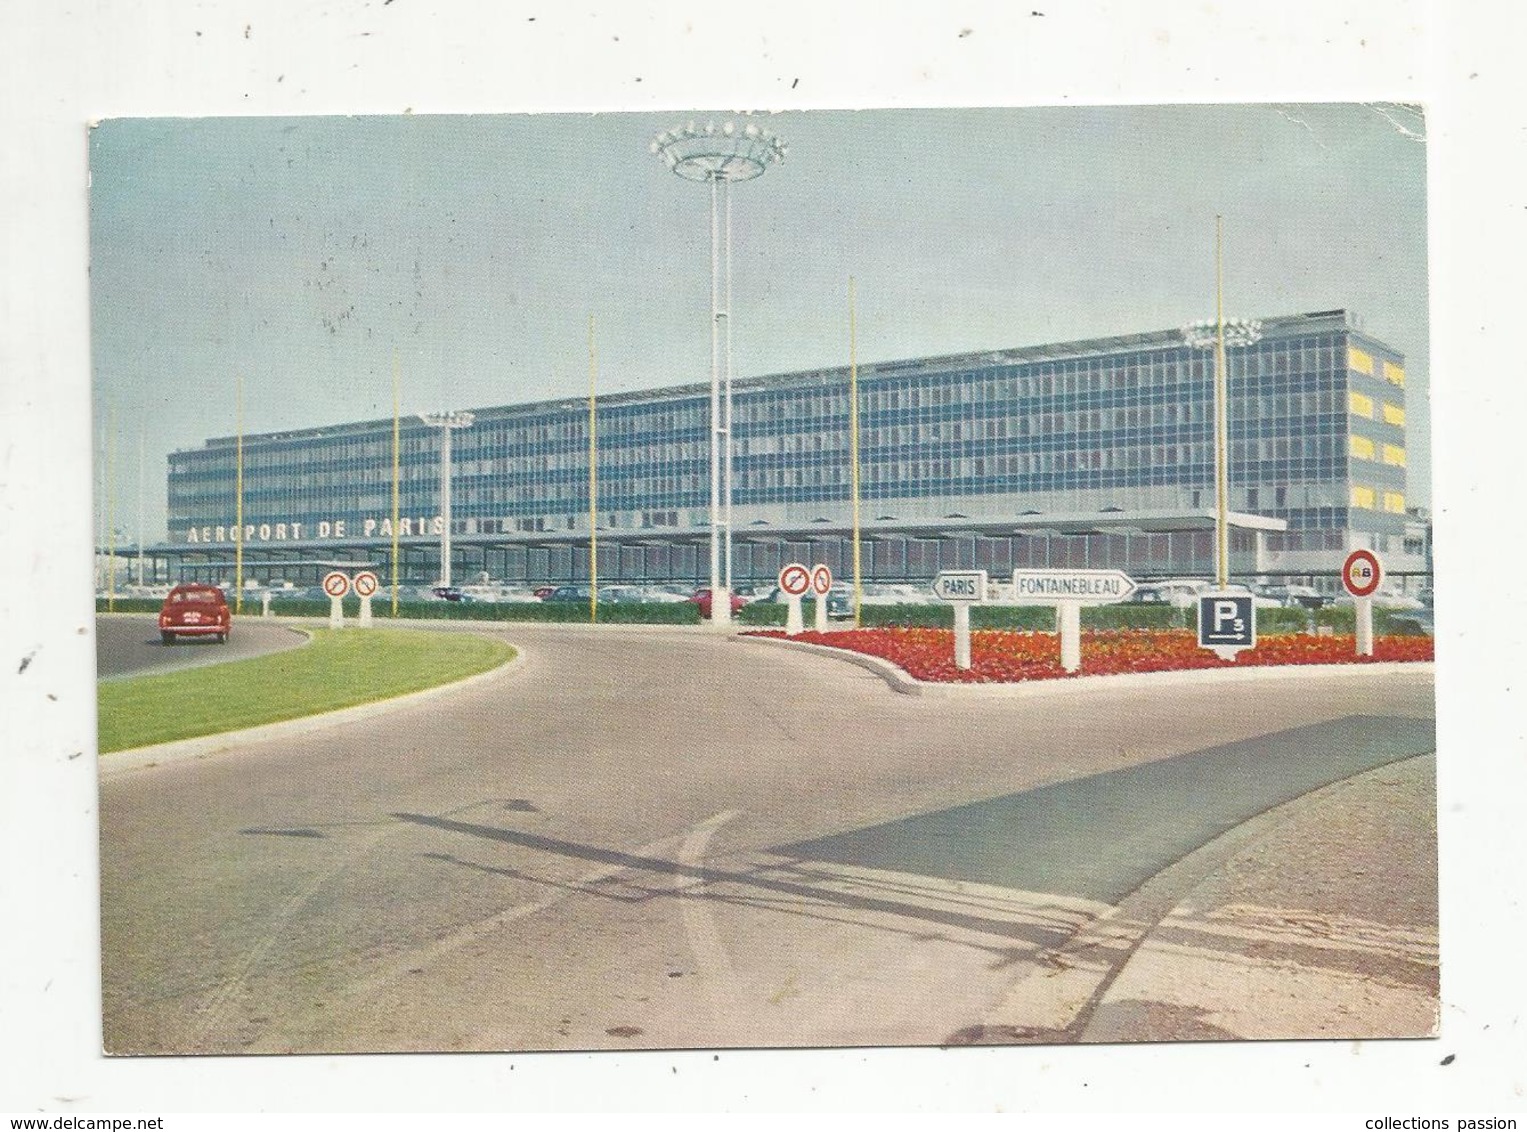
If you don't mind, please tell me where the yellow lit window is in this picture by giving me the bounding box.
[1348,347,1374,375]
[1351,485,1377,509]
[1383,361,1406,386]
[1384,491,1406,514]
[1383,444,1406,467]
[1349,391,1375,418]
[1349,434,1376,460]
[1383,402,1406,426]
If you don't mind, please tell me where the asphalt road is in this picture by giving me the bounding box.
[96,614,309,680]
[98,623,1436,1053]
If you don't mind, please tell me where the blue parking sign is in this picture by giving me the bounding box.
[1198,593,1256,660]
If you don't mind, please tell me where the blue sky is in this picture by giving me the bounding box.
[90,103,1429,540]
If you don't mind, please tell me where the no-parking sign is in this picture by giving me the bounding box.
[778,562,811,597]
[322,571,351,598]
[810,564,833,596]
[353,571,379,599]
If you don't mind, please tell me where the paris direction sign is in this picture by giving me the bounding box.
[1010,568,1136,605]
[932,570,987,603]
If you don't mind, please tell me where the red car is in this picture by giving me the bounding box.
[158,583,232,645]
[689,588,746,619]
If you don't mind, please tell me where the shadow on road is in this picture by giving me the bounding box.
[391,811,1079,952]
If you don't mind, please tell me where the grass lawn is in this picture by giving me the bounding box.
[98,627,514,753]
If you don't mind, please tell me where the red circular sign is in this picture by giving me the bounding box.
[778,562,811,597]
[352,571,379,598]
[322,571,351,598]
[1342,549,1383,598]
[810,564,833,596]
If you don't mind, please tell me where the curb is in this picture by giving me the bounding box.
[98,643,528,777]
[739,633,1435,699]
[969,752,1438,1043]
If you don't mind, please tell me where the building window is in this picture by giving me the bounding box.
[1382,444,1406,467]
[1384,491,1407,514]
[1348,347,1374,375]
[1349,390,1375,418]
[1383,402,1406,426]
[1351,484,1377,510]
[1349,434,1376,460]
[1383,361,1406,387]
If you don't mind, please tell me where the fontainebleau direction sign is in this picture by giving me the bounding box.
[1010,568,1136,605]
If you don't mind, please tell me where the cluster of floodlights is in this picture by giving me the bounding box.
[650,119,788,183]
[1180,317,1264,349]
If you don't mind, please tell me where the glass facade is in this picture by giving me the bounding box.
[164,309,1416,586]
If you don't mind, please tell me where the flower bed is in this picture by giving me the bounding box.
[748,627,1433,684]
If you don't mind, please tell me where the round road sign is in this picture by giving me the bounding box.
[1342,549,1383,598]
[322,571,351,599]
[810,564,833,596]
[353,571,379,599]
[778,562,811,597]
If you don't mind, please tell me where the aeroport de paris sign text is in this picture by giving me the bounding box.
[181,515,446,544]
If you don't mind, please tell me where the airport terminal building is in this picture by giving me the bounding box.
[152,309,1422,593]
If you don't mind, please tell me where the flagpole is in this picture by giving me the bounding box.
[849,277,863,628]
[391,353,402,617]
[234,374,244,612]
[589,315,599,625]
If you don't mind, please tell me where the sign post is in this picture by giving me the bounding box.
[778,562,810,636]
[1010,569,1137,673]
[933,570,988,669]
[353,570,379,627]
[322,570,350,628]
[810,564,833,632]
[1342,548,1383,657]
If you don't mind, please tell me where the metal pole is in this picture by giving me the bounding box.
[235,375,244,612]
[849,276,863,627]
[707,173,725,621]
[589,314,599,624]
[723,176,734,598]
[391,355,401,617]
[136,427,146,587]
[439,423,452,588]
[106,405,116,612]
[1214,216,1229,588]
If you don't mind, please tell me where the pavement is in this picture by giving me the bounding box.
[97,620,1438,1053]
[96,613,308,680]
[956,752,1438,1044]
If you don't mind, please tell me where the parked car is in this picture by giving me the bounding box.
[1255,583,1329,610]
[1128,579,1213,609]
[689,587,746,618]
[158,583,232,644]
[596,585,649,604]
[858,583,938,606]
[430,586,471,602]
[543,585,592,603]
[1219,582,1282,611]
[532,585,558,600]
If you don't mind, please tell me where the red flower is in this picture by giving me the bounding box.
[748,628,1432,683]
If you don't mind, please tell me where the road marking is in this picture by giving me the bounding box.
[196,823,395,1040]
[675,809,742,1030]
[245,810,742,1052]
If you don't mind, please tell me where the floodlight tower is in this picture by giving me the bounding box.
[419,410,475,588]
[652,118,787,624]
[1181,217,1263,587]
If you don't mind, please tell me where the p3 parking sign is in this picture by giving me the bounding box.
[1198,591,1256,662]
